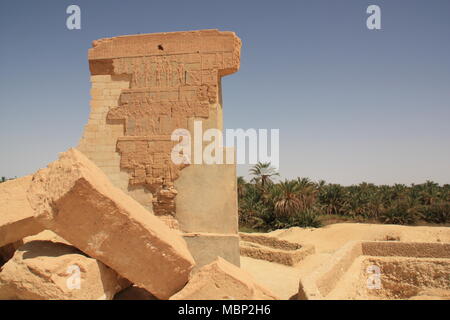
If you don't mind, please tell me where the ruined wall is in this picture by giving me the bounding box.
[78,29,241,267]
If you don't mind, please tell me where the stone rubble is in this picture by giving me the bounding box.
[0,241,128,300]
[0,176,44,247]
[27,148,195,299]
[170,257,280,300]
[0,30,277,301]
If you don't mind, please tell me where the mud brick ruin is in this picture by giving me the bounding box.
[78,30,241,268]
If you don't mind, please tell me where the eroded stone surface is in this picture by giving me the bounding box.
[0,241,128,300]
[114,285,157,300]
[78,30,241,269]
[174,161,238,234]
[170,257,279,300]
[27,148,195,299]
[183,233,240,270]
[0,241,22,267]
[22,230,70,246]
[357,256,450,299]
[80,30,241,219]
[298,241,450,300]
[239,233,314,266]
[0,176,44,247]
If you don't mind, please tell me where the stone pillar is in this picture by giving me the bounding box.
[78,29,241,268]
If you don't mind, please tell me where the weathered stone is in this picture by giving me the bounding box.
[170,257,280,300]
[158,214,181,230]
[78,30,241,269]
[114,285,157,300]
[239,233,315,266]
[79,29,241,204]
[175,152,240,267]
[27,148,195,299]
[0,176,44,247]
[0,241,128,300]
[0,241,22,267]
[175,162,238,234]
[298,241,450,300]
[183,233,240,269]
[22,230,70,246]
[153,186,178,216]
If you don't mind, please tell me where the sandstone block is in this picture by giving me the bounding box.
[0,241,127,300]
[183,233,240,269]
[0,241,22,267]
[78,30,241,285]
[175,162,238,234]
[22,230,70,246]
[0,176,44,247]
[27,148,195,299]
[170,257,279,300]
[114,285,157,300]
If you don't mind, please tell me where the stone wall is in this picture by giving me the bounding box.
[78,29,241,267]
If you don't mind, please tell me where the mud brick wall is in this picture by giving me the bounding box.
[78,30,241,267]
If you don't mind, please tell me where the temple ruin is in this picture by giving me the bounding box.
[78,29,241,268]
[1,29,449,301]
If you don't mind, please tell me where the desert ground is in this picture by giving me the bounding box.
[240,223,450,300]
[1,159,449,300]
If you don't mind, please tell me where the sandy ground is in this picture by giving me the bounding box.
[269,223,450,252]
[240,223,450,299]
[17,223,449,300]
[240,256,300,300]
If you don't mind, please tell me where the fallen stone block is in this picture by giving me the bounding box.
[0,241,128,300]
[183,233,240,269]
[0,176,44,247]
[170,257,280,300]
[0,241,22,267]
[27,148,195,299]
[114,285,157,300]
[22,230,70,246]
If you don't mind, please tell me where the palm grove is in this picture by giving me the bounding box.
[238,162,450,231]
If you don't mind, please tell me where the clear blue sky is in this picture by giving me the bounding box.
[1,0,449,185]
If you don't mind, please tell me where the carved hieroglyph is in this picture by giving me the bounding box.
[79,30,240,214]
[78,30,241,267]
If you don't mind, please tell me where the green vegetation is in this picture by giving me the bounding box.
[0,176,16,184]
[238,162,450,232]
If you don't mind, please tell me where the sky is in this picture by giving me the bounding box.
[0,0,449,185]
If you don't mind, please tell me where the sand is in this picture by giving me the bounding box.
[269,223,450,252]
[240,223,450,300]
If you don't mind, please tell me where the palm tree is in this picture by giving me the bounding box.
[319,184,347,215]
[442,184,450,202]
[296,177,318,210]
[273,180,301,217]
[249,162,279,187]
[392,183,408,201]
[365,191,386,219]
[237,176,247,198]
[418,180,440,205]
[316,180,326,189]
